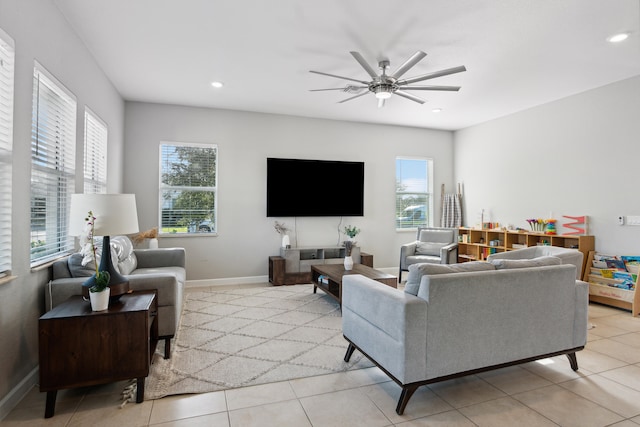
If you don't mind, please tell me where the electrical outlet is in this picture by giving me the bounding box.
[618,216,625,225]
[628,215,640,226]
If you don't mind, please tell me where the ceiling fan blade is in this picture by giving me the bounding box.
[338,92,370,104]
[309,85,368,92]
[400,85,461,91]
[394,90,426,104]
[350,51,379,79]
[398,65,467,85]
[390,51,427,80]
[309,70,369,85]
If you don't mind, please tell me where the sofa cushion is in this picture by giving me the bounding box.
[404,261,496,295]
[489,255,561,270]
[68,253,96,278]
[415,242,446,256]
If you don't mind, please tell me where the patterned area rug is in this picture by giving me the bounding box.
[144,283,372,399]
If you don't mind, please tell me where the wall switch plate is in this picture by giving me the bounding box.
[627,215,640,226]
[618,216,625,225]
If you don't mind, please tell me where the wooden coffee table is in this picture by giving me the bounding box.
[311,263,397,304]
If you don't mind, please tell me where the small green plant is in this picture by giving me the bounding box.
[343,225,360,239]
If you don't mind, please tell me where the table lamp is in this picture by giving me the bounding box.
[69,194,140,299]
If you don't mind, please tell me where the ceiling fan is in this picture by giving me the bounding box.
[309,51,466,108]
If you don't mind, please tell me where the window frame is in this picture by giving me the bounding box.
[30,62,77,267]
[0,27,14,277]
[83,107,108,194]
[395,156,434,230]
[158,141,218,236]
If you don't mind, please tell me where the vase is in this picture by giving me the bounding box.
[344,255,354,271]
[89,287,110,311]
[281,234,290,248]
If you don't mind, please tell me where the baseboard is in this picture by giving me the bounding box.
[0,366,38,421]
[185,266,399,289]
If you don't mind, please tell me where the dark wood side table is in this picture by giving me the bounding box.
[38,291,158,418]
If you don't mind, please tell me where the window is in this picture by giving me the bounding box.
[83,108,107,194]
[396,157,433,229]
[0,28,14,277]
[30,63,77,266]
[159,142,217,235]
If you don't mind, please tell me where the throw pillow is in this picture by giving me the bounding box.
[404,261,496,295]
[111,235,138,275]
[489,255,561,270]
[415,242,446,256]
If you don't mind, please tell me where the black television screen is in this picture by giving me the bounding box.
[266,158,364,217]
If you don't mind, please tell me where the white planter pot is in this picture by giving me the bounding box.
[89,288,110,311]
[281,234,290,248]
[344,255,354,271]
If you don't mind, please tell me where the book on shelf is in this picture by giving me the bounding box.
[317,275,329,285]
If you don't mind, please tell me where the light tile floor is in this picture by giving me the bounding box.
[3,300,640,426]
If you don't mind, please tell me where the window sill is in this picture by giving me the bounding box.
[0,275,17,286]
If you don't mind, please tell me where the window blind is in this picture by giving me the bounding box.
[0,29,14,276]
[30,64,77,266]
[84,108,107,194]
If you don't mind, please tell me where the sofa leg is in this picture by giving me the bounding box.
[566,352,578,371]
[396,385,419,415]
[164,338,171,359]
[344,343,356,362]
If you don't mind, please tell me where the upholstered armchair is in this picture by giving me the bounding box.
[399,227,458,281]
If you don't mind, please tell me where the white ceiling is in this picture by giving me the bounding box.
[53,0,640,131]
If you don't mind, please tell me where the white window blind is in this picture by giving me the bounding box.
[83,108,107,194]
[0,29,14,276]
[30,63,77,266]
[159,142,217,235]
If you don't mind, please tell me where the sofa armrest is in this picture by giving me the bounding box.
[135,248,185,269]
[439,242,458,264]
[574,280,589,347]
[342,274,428,383]
[400,242,417,270]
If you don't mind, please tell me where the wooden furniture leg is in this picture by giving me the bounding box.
[44,390,57,418]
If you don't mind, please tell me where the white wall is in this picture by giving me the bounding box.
[454,75,640,255]
[124,102,454,280]
[0,0,125,418]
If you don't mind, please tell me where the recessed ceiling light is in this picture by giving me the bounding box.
[432,108,442,113]
[211,81,224,88]
[607,32,629,43]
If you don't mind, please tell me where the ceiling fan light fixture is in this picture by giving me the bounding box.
[375,90,392,100]
[211,81,224,88]
[607,32,629,43]
[374,85,393,99]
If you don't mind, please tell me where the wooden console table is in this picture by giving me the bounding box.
[269,249,373,286]
[38,291,158,418]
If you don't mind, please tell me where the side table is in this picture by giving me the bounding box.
[38,291,158,418]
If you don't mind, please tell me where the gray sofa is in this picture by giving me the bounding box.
[342,258,588,414]
[46,238,186,358]
[487,245,585,279]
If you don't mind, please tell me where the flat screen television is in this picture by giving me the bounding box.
[266,157,364,217]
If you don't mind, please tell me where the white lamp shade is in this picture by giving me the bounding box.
[69,194,140,236]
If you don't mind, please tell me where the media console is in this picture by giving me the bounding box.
[269,246,373,285]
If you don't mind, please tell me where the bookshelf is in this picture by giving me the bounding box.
[457,227,595,279]
[584,251,640,317]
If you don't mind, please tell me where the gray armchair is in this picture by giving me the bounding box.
[399,227,458,282]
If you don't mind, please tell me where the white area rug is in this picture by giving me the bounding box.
[144,284,372,399]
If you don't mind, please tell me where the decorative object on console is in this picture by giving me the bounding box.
[132,227,158,248]
[343,240,356,270]
[343,225,360,240]
[274,221,291,248]
[69,194,140,300]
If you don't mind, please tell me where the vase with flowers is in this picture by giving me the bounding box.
[79,210,111,311]
[274,221,291,248]
[342,225,360,270]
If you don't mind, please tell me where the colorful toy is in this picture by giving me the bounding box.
[562,215,587,235]
[545,219,557,235]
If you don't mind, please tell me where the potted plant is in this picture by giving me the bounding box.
[79,210,111,311]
